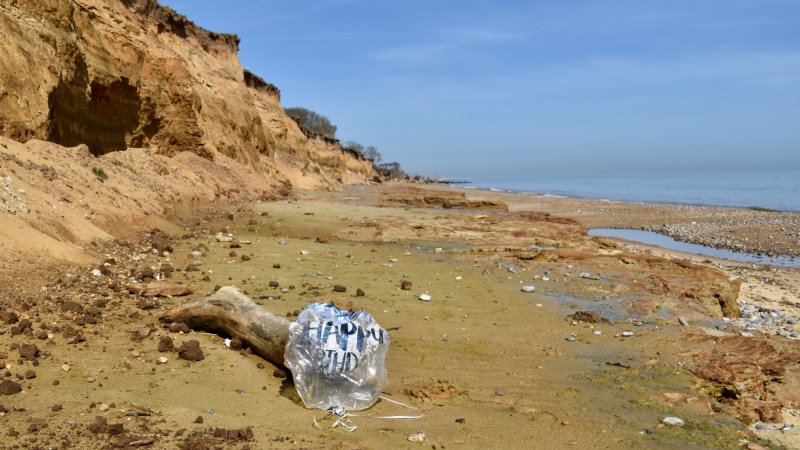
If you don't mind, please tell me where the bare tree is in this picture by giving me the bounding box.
[285,107,337,138]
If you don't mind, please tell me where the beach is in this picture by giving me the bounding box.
[3,174,800,449]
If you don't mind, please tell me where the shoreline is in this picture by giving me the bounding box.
[432,183,800,259]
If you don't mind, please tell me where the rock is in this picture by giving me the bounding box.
[18,343,38,360]
[168,322,191,334]
[571,311,602,323]
[0,380,21,395]
[401,281,413,290]
[494,387,507,396]
[356,288,365,297]
[229,338,243,350]
[88,416,108,434]
[622,331,634,337]
[746,443,769,450]
[520,285,536,293]
[24,369,35,379]
[241,254,251,262]
[662,417,685,426]
[419,294,432,302]
[158,336,174,352]
[678,317,690,326]
[131,326,152,342]
[273,368,287,378]
[157,356,168,364]
[178,340,204,361]
[137,283,192,297]
[407,431,426,442]
[1,310,19,324]
[332,284,347,293]
[268,280,280,288]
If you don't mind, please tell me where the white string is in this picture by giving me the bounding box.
[312,397,423,432]
[378,395,420,410]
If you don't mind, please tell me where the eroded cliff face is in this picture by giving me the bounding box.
[0,0,374,188]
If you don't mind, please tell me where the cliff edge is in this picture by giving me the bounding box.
[0,0,374,189]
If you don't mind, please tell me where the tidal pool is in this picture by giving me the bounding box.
[588,228,800,268]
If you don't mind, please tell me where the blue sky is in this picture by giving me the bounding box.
[159,0,799,178]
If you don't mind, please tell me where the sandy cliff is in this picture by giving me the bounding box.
[0,0,374,189]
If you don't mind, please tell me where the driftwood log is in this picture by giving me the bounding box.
[160,286,291,367]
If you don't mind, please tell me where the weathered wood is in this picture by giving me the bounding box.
[159,286,291,367]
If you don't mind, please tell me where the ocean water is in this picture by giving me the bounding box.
[469,169,800,212]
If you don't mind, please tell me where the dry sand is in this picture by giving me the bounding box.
[2,148,800,448]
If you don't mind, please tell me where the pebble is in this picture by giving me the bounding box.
[0,380,21,395]
[407,431,426,442]
[593,330,602,336]
[157,356,168,364]
[520,285,536,293]
[662,417,685,426]
[678,317,690,327]
[418,294,432,302]
[98,403,110,412]
[622,331,634,337]
[61,364,71,372]
[566,335,577,342]
[495,387,507,396]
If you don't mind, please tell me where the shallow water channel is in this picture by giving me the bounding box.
[588,228,800,268]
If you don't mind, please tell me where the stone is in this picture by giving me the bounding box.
[571,311,602,323]
[158,336,174,352]
[332,284,347,293]
[0,380,21,395]
[18,343,38,360]
[662,417,685,426]
[401,280,413,290]
[419,294,432,302]
[178,340,204,361]
[520,285,535,293]
[138,283,192,297]
[131,326,152,342]
[168,322,191,334]
[356,288,365,297]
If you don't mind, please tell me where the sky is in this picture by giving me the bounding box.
[159,0,800,178]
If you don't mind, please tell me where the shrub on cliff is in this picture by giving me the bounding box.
[285,107,337,139]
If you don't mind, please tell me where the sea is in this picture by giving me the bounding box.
[467,168,800,266]
[468,168,800,213]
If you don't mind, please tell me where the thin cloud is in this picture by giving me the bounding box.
[369,28,524,64]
